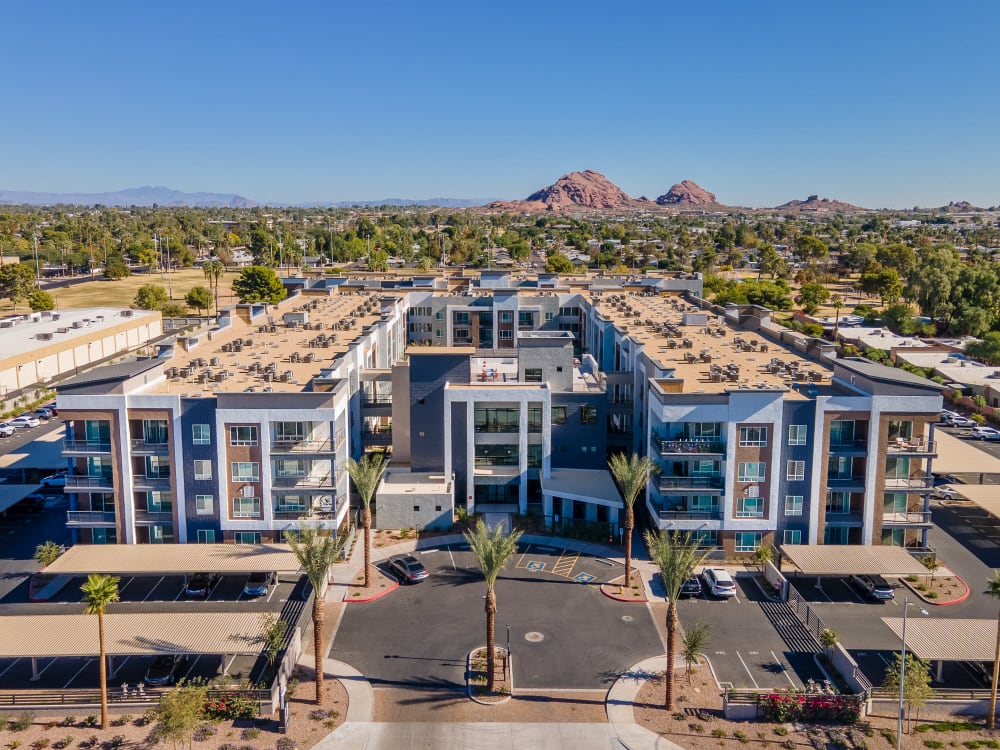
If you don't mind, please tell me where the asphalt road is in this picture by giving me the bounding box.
[333,543,663,691]
[0,492,72,603]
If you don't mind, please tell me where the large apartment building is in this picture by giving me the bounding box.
[55,270,942,554]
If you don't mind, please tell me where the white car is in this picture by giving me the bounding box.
[971,426,1000,441]
[940,410,959,423]
[40,472,67,488]
[9,415,40,429]
[702,567,738,597]
[947,416,976,428]
[934,486,964,501]
[0,422,15,437]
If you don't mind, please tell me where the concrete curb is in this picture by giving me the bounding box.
[466,646,513,705]
[898,573,971,606]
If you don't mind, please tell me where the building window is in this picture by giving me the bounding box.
[736,497,764,518]
[786,460,805,481]
[692,459,720,475]
[274,458,307,477]
[787,424,807,446]
[739,427,767,447]
[145,456,170,478]
[192,424,211,445]
[552,406,567,424]
[231,462,260,482]
[783,529,802,545]
[234,532,262,544]
[735,531,762,553]
[229,425,258,446]
[826,492,851,514]
[524,368,543,382]
[692,530,718,547]
[454,312,470,325]
[499,311,513,323]
[273,422,306,442]
[92,528,116,544]
[147,491,171,512]
[737,462,766,482]
[690,422,721,439]
[196,529,216,543]
[545,312,554,321]
[232,496,261,518]
[435,329,444,338]
[498,330,513,341]
[784,495,803,516]
[580,405,597,424]
[527,444,542,468]
[195,495,214,515]
[559,306,579,317]
[194,460,212,480]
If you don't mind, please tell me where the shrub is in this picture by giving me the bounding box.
[240,729,261,741]
[924,743,945,749]
[307,709,331,721]
[734,731,749,744]
[8,741,22,750]
[672,712,685,721]
[758,691,862,724]
[30,740,50,750]
[102,737,125,750]
[203,693,259,720]
[193,725,216,742]
[10,713,35,732]
[711,729,726,738]
[927,591,938,599]
[881,729,897,746]
[60,717,77,728]
[689,723,704,734]
[53,740,74,750]
[782,742,795,750]
[774,726,790,736]
[82,716,99,728]
[276,739,297,750]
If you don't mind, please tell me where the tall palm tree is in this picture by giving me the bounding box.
[345,453,389,588]
[645,530,708,710]
[831,294,844,339]
[202,259,225,315]
[464,519,523,692]
[81,574,120,730]
[608,452,656,588]
[285,525,347,704]
[985,571,1000,729]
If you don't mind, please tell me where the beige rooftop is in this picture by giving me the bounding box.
[45,543,302,575]
[591,293,828,396]
[937,483,1000,518]
[779,544,930,576]
[0,612,268,657]
[934,430,1000,473]
[882,618,997,662]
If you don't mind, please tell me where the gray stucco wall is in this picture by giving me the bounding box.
[179,397,222,542]
[408,353,470,472]
[775,400,816,543]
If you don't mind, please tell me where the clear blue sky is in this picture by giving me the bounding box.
[3,1,998,208]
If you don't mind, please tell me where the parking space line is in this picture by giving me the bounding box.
[182,655,201,682]
[448,548,456,570]
[118,577,135,595]
[266,585,277,603]
[0,658,20,679]
[34,657,56,680]
[771,650,798,688]
[63,658,93,689]
[736,651,759,688]
[143,577,164,602]
[224,653,239,674]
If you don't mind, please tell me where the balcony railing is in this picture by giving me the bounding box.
[63,439,112,454]
[828,439,867,452]
[66,474,114,490]
[474,457,519,467]
[273,509,337,521]
[272,475,337,488]
[130,439,169,454]
[133,509,174,524]
[474,424,520,433]
[657,438,725,455]
[882,510,933,526]
[270,438,333,453]
[659,475,724,491]
[66,510,116,526]
[361,394,392,407]
[884,475,934,491]
[361,430,392,445]
[886,439,937,455]
[132,475,171,490]
[826,475,866,487]
[658,509,722,521]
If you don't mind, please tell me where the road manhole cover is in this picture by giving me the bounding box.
[621,615,634,622]
[524,631,545,642]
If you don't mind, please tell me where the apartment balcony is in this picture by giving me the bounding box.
[273,509,337,521]
[133,509,174,525]
[659,475,724,493]
[474,424,520,434]
[270,438,334,454]
[130,439,170,455]
[882,510,933,527]
[66,474,114,492]
[824,511,865,526]
[63,439,112,455]
[272,474,337,489]
[360,394,392,414]
[828,439,868,456]
[826,475,867,491]
[657,509,722,531]
[886,439,937,457]
[657,438,725,457]
[884,475,934,492]
[361,429,392,446]
[132,475,171,491]
[66,510,117,527]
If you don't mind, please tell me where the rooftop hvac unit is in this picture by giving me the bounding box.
[121,310,133,317]
[36,332,53,341]
[71,321,83,328]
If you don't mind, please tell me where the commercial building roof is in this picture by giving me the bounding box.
[834,357,943,391]
[0,612,269,657]
[881,618,996,662]
[779,544,929,576]
[58,358,162,390]
[44,543,302,575]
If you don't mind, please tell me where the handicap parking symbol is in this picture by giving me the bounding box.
[574,572,596,583]
[527,561,545,571]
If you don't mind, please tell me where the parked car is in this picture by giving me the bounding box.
[680,575,702,597]
[934,486,965,501]
[7,494,45,514]
[144,654,184,685]
[242,571,275,597]
[971,426,1000,440]
[946,415,976,428]
[45,402,58,416]
[387,554,430,584]
[851,573,895,600]
[939,410,959,423]
[184,572,221,598]
[932,472,959,486]
[40,472,67,488]
[9,415,40,429]
[33,407,53,420]
[0,422,15,438]
[702,567,737,597]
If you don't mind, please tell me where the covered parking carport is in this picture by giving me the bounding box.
[882,617,998,683]
[779,544,930,591]
[43,543,302,576]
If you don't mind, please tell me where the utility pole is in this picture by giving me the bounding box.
[164,235,174,299]
[32,233,40,285]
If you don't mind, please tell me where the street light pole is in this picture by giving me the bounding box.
[506,624,511,683]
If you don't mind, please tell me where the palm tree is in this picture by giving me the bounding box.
[985,571,1000,729]
[81,574,120,730]
[831,294,844,339]
[464,519,523,692]
[345,453,389,588]
[681,622,711,684]
[202,259,225,315]
[608,452,656,588]
[285,525,347,704]
[645,530,708,709]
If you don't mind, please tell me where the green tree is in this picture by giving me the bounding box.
[751,543,774,570]
[345,453,389,588]
[368,248,389,272]
[133,284,169,310]
[185,286,213,315]
[793,235,828,268]
[607,452,655,589]
[794,283,829,315]
[757,243,787,280]
[877,242,917,276]
[831,294,844,338]
[681,622,711,684]
[28,288,55,311]
[232,266,286,305]
[104,255,130,279]
[154,680,208,749]
[644,530,708,709]
[860,266,903,306]
[284,525,347,704]
[967,333,1000,366]
[33,540,62,567]
[260,613,288,677]
[202,259,225,314]
[906,245,959,321]
[819,627,840,657]
[882,652,933,732]
[0,263,37,309]
[984,571,1000,729]
[464,519,523,692]
[545,252,574,273]
[81,574,120,729]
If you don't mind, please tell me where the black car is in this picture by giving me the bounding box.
[680,575,702,597]
[184,572,221,598]
[144,654,184,685]
[387,555,429,584]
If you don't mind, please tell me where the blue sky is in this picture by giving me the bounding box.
[2,1,998,208]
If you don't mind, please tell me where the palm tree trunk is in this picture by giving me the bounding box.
[624,506,634,588]
[989,609,1000,729]
[665,602,677,710]
[485,588,497,692]
[313,596,325,705]
[363,504,372,588]
[98,611,109,730]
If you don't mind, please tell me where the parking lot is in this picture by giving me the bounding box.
[334,542,663,690]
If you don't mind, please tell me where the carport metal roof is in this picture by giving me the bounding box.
[882,618,996,662]
[935,431,1000,474]
[44,543,302,576]
[938,483,1000,519]
[0,484,44,514]
[779,545,929,576]
[0,612,269,657]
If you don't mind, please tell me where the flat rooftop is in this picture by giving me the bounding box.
[153,292,385,396]
[591,293,829,396]
[0,308,159,363]
[44,543,302,575]
[379,469,453,495]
